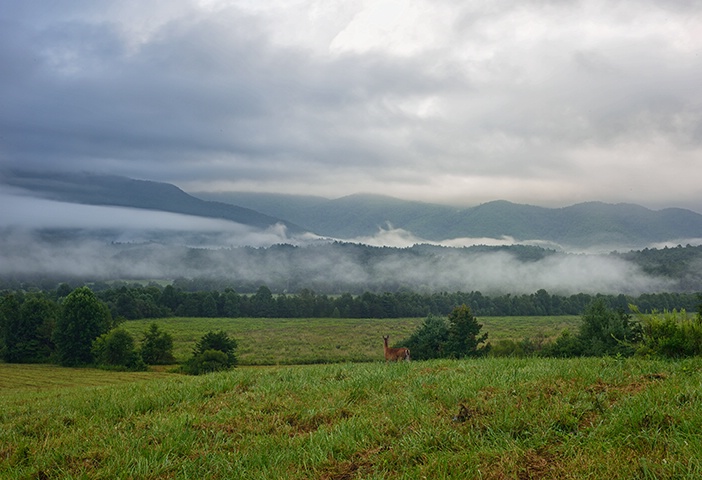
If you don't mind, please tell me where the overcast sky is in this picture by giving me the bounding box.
[1,0,701,212]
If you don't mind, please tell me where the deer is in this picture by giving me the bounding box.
[383,335,410,362]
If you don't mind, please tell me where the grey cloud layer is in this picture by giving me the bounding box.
[1,0,701,210]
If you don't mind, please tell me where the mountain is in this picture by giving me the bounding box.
[4,170,702,250]
[195,191,458,239]
[196,192,702,249]
[3,170,304,233]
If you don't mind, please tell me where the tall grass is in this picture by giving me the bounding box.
[2,357,701,478]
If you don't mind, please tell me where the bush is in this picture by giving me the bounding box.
[182,349,230,375]
[400,314,449,360]
[490,335,546,357]
[92,329,146,371]
[578,299,641,356]
[541,300,642,358]
[541,331,585,358]
[182,331,237,375]
[636,308,702,358]
[401,306,489,360]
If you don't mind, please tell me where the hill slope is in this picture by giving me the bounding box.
[4,170,303,233]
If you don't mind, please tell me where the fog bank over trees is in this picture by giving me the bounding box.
[2,228,699,296]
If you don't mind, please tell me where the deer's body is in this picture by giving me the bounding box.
[383,335,410,362]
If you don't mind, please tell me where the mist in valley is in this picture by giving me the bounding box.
[0,229,679,297]
[3,192,694,295]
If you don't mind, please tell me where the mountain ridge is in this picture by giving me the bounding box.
[4,170,702,249]
[3,170,304,234]
[196,191,702,249]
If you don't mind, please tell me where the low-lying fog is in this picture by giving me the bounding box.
[0,193,686,295]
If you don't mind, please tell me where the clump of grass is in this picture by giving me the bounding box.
[1,357,701,478]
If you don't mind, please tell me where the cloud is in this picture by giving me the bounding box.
[346,223,561,250]
[0,0,700,212]
[0,192,305,248]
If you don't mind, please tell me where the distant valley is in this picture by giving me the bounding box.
[3,170,702,295]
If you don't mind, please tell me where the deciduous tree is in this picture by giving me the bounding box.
[53,287,112,366]
[92,328,145,370]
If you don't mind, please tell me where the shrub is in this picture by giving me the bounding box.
[636,308,702,358]
[541,300,643,358]
[490,335,546,357]
[183,349,230,375]
[400,314,449,360]
[92,329,146,371]
[541,331,585,358]
[578,299,641,356]
[401,306,489,360]
[182,331,237,375]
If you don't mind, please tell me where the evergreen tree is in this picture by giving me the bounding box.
[579,299,641,356]
[140,323,175,365]
[444,305,489,358]
[13,296,58,362]
[0,294,21,361]
[192,330,238,366]
[252,286,276,317]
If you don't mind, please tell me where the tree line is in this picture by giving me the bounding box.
[0,286,237,374]
[2,283,700,321]
[79,283,702,319]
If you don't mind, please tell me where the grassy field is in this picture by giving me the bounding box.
[118,315,581,364]
[6,315,696,479]
[1,357,701,479]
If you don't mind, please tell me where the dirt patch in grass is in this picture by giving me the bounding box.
[517,447,568,480]
[317,447,385,480]
[290,408,354,435]
[480,446,569,480]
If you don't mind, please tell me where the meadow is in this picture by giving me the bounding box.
[117,315,581,364]
[2,315,701,479]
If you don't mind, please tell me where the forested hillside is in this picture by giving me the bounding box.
[198,192,702,249]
